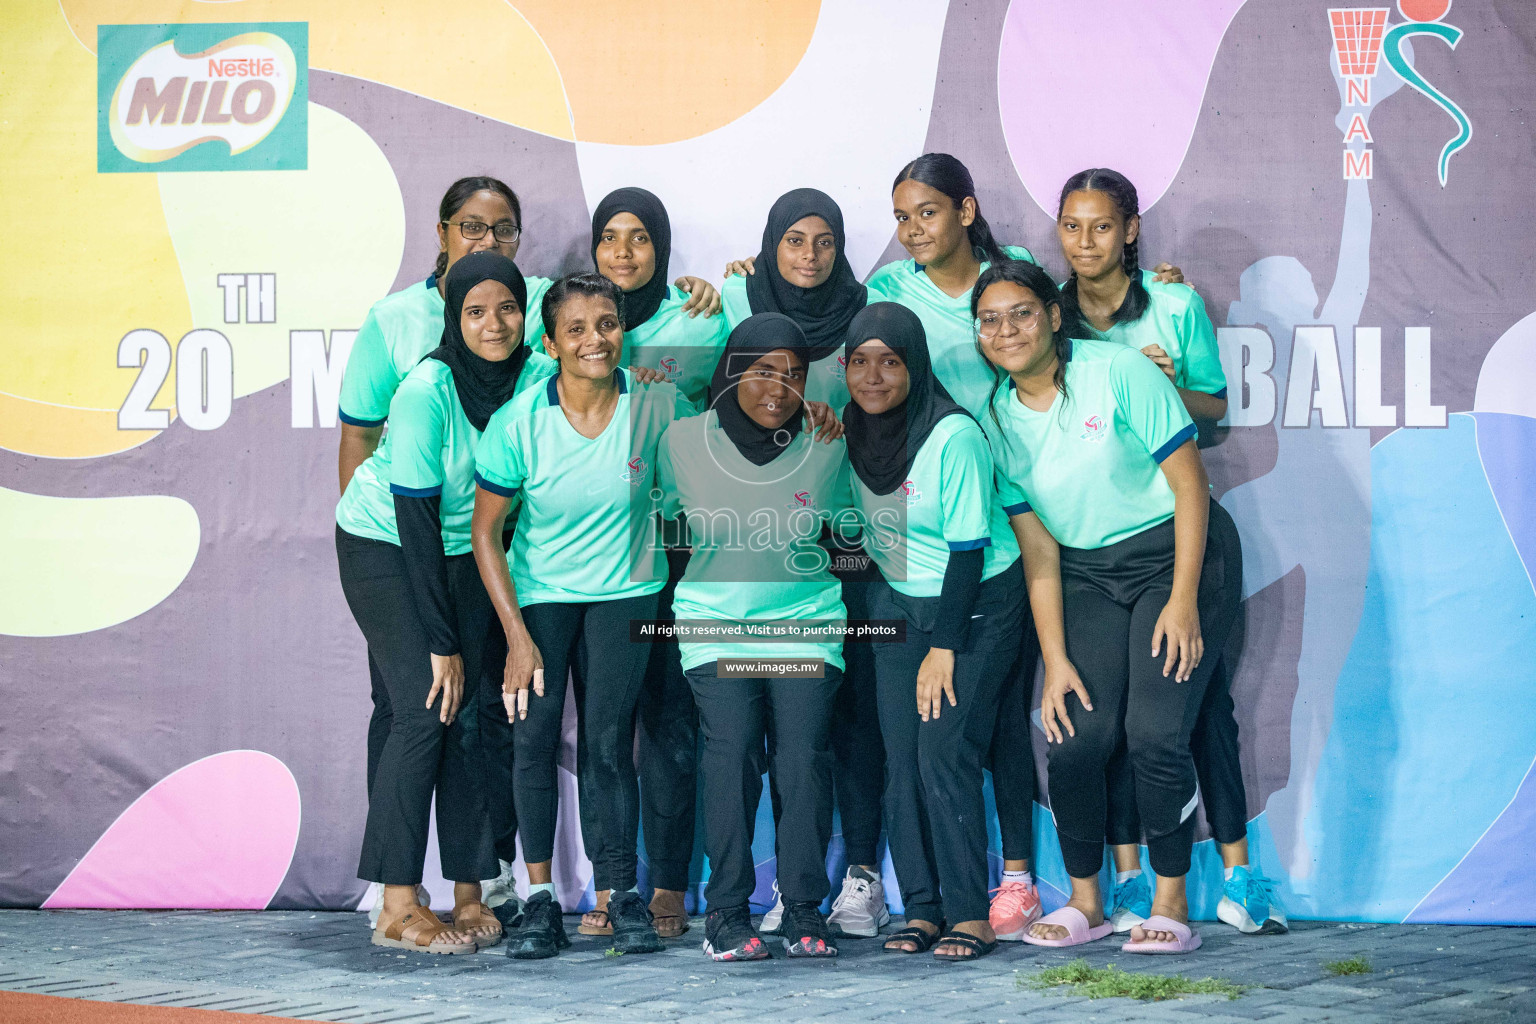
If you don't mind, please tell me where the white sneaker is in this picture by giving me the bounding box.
[826,866,890,938]
[482,860,525,930]
[365,882,432,929]
[758,881,785,935]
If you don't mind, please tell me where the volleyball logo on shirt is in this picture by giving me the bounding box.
[1080,415,1108,443]
[657,357,682,383]
[898,480,924,506]
[787,490,817,511]
[832,355,849,382]
[622,455,648,483]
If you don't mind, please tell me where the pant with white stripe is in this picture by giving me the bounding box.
[1046,500,1241,879]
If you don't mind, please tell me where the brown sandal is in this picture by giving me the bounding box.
[578,888,614,936]
[372,908,477,955]
[453,900,503,947]
[649,889,690,938]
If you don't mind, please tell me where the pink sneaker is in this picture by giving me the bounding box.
[989,880,1042,941]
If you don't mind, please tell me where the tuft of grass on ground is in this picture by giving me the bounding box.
[604,948,625,957]
[1022,959,1249,1001]
[1323,956,1372,976]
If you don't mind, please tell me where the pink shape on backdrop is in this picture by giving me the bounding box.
[43,750,301,909]
[998,0,1249,215]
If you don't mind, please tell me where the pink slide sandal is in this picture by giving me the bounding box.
[1122,915,1202,954]
[1019,906,1114,948]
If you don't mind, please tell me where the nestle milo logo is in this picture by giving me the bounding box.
[98,23,307,173]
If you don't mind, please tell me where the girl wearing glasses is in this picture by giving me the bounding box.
[841,303,1025,962]
[973,260,1241,955]
[335,251,531,955]
[1053,167,1282,938]
[471,273,690,959]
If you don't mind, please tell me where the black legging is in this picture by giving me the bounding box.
[337,526,497,886]
[687,663,841,911]
[1105,500,1248,849]
[476,625,520,864]
[637,551,700,893]
[514,593,658,893]
[1046,499,1242,879]
[988,620,1041,865]
[871,560,1025,925]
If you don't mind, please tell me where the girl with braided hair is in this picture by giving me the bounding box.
[1054,168,1285,939]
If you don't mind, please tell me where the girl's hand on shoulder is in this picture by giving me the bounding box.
[916,648,956,722]
[803,401,844,442]
[723,255,756,279]
[1152,595,1203,682]
[629,365,667,385]
[1140,344,1177,384]
[675,275,722,318]
[1151,262,1185,285]
[1039,657,1092,744]
[427,652,465,725]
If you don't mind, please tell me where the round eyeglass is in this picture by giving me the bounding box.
[974,306,1041,336]
[444,219,521,243]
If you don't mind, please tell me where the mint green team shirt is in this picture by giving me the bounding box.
[865,246,1036,419]
[719,273,854,410]
[520,286,730,414]
[336,358,482,554]
[340,274,553,423]
[852,415,1019,598]
[656,411,855,672]
[988,338,1197,551]
[1085,269,1226,397]
[474,369,688,606]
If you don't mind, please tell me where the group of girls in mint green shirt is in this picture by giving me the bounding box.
[332,155,1275,967]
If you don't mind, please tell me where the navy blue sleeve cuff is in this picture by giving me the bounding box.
[1152,422,1199,463]
[473,471,518,498]
[1003,501,1032,517]
[389,482,444,498]
[946,537,993,552]
[1210,386,1228,400]
[339,409,387,428]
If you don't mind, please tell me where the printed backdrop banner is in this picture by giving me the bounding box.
[2,0,1534,924]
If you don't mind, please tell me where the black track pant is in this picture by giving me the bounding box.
[872,560,1025,926]
[338,526,497,886]
[514,593,658,892]
[988,615,1041,865]
[687,664,841,910]
[1105,500,1248,849]
[476,625,520,863]
[1047,500,1241,879]
[637,552,700,893]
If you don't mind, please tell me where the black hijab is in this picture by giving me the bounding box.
[842,302,971,495]
[709,312,812,466]
[745,188,867,361]
[591,187,671,331]
[427,251,528,431]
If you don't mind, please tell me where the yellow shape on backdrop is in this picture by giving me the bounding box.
[61,0,574,139]
[0,0,188,456]
[0,485,201,637]
[512,0,821,145]
[158,103,405,398]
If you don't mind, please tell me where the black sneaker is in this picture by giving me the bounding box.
[608,891,664,954]
[782,900,838,958]
[507,890,570,960]
[702,904,772,962]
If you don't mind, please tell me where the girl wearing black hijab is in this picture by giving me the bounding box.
[654,313,855,962]
[335,251,528,954]
[842,303,1027,962]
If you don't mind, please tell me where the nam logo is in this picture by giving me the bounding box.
[1328,1,1470,186]
[98,23,308,173]
[657,357,681,382]
[622,455,648,483]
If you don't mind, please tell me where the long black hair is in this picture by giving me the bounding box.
[434,176,522,279]
[894,153,1009,265]
[972,259,1072,433]
[1055,167,1149,328]
[540,271,625,340]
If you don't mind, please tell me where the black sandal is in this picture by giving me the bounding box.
[883,925,940,954]
[932,930,999,962]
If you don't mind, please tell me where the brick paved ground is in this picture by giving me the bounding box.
[1,911,1532,1023]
